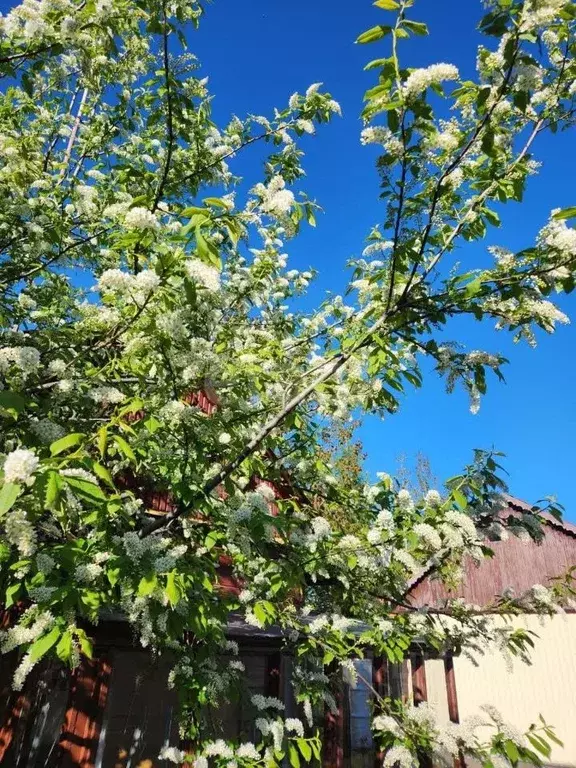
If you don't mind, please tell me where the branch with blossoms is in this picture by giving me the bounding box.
[1,0,576,765]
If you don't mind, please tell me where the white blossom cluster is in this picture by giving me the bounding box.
[0,346,41,376]
[185,258,221,291]
[402,63,460,100]
[96,268,161,299]
[254,175,295,217]
[3,448,39,484]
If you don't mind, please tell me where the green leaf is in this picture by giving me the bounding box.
[195,227,221,269]
[553,207,576,220]
[138,572,158,596]
[181,205,207,217]
[5,582,22,608]
[92,462,114,488]
[50,433,85,456]
[0,391,26,419]
[288,744,300,768]
[203,197,229,209]
[356,25,392,44]
[403,19,429,35]
[527,734,551,758]
[97,427,108,458]
[373,0,399,8]
[204,531,221,550]
[364,57,393,71]
[56,630,73,663]
[166,571,181,606]
[297,739,312,762]
[465,277,483,298]
[29,626,61,662]
[0,482,20,517]
[44,470,62,510]
[504,740,520,764]
[76,628,93,659]
[114,435,136,463]
[65,476,106,501]
[453,489,467,509]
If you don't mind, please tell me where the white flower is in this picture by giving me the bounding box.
[124,206,159,230]
[258,176,295,217]
[256,483,276,502]
[269,720,284,751]
[3,449,39,484]
[5,507,37,556]
[376,509,395,532]
[414,523,442,551]
[531,584,553,606]
[310,516,331,540]
[397,488,413,510]
[341,659,358,688]
[236,743,260,760]
[383,745,416,768]
[338,534,361,550]
[296,119,315,134]
[48,359,67,376]
[13,653,35,691]
[61,468,98,484]
[185,258,221,291]
[251,694,284,711]
[372,714,400,734]
[17,293,36,311]
[244,610,264,629]
[425,489,442,507]
[360,127,403,156]
[159,745,187,762]
[88,386,125,406]
[306,82,322,98]
[205,740,234,759]
[403,63,459,100]
[308,614,329,634]
[96,269,133,293]
[219,433,231,445]
[134,269,161,294]
[255,718,271,736]
[74,563,104,583]
[394,549,417,573]
[285,718,305,737]
[367,527,382,545]
[444,511,477,540]
[0,346,41,375]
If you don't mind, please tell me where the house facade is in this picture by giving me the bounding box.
[408,497,576,768]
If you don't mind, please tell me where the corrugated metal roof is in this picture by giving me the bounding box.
[407,497,576,607]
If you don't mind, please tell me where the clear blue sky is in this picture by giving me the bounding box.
[4,0,574,514]
[186,0,576,516]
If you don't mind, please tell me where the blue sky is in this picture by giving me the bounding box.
[186,0,576,516]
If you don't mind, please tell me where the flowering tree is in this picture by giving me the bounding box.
[0,0,575,765]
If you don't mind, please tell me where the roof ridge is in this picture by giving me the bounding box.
[504,494,576,538]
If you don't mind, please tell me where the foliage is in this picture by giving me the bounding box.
[0,0,575,764]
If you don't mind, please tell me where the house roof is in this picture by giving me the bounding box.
[407,495,576,608]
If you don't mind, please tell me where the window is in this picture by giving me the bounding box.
[347,658,408,768]
[202,648,283,742]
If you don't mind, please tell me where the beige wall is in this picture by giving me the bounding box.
[425,615,576,766]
